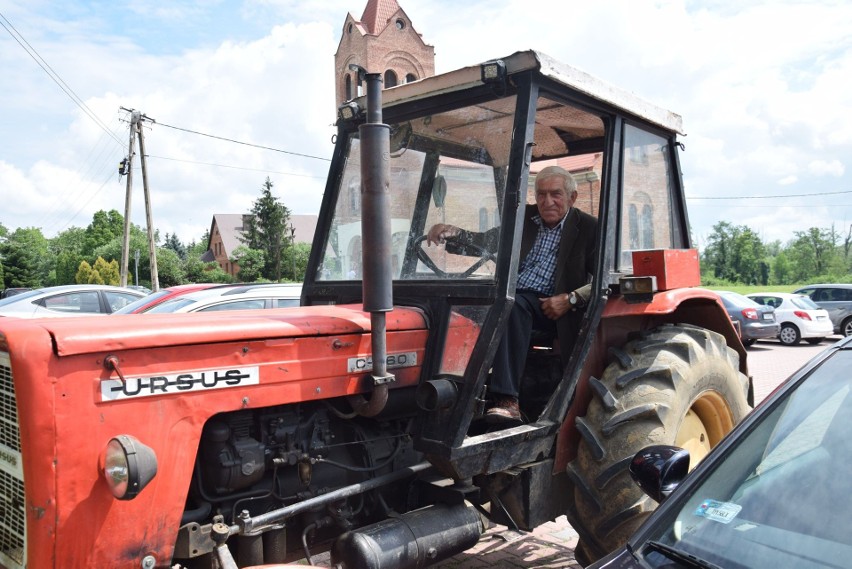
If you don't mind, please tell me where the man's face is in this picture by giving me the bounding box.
[535,176,576,228]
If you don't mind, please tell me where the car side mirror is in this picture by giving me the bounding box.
[629,445,690,504]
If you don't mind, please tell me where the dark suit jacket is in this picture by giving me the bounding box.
[459,204,598,359]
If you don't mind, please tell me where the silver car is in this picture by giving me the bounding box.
[141,283,302,313]
[0,285,145,318]
[793,283,852,336]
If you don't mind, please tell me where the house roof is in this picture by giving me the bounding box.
[205,213,318,257]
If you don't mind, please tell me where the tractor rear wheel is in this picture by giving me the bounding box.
[567,323,750,564]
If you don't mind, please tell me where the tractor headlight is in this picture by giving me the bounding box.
[101,435,158,500]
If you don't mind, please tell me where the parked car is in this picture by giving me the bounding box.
[747,292,833,346]
[793,283,852,337]
[0,287,32,298]
[588,334,852,569]
[140,283,302,313]
[0,285,145,318]
[715,291,780,346]
[112,283,221,314]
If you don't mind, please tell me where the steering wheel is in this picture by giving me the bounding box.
[413,235,496,278]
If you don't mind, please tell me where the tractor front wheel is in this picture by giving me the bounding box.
[567,323,750,564]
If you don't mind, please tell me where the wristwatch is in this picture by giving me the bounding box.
[567,290,583,308]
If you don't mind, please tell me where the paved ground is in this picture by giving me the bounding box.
[306,335,842,568]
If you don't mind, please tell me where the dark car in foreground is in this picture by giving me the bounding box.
[589,335,852,569]
[715,290,780,346]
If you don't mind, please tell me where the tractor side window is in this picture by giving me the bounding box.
[618,124,676,271]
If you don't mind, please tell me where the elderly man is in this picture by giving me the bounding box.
[427,165,597,423]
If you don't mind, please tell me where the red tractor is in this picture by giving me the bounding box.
[0,51,750,568]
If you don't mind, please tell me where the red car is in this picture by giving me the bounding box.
[111,283,220,314]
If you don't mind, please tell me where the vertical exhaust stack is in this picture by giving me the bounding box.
[349,68,395,417]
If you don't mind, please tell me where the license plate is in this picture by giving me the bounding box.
[762,314,774,322]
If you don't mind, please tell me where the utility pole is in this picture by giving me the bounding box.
[118,108,160,292]
[290,223,297,281]
[119,110,138,287]
[136,116,159,292]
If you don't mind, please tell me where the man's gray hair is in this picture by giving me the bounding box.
[535,165,577,195]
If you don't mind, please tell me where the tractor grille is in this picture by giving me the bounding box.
[0,353,25,569]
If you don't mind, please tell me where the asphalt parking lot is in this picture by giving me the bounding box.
[429,335,844,569]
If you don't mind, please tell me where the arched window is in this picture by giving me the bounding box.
[628,204,639,249]
[479,207,488,231]
[384,70,398,88]
[405,73,417,83]
[641,204,654,248]
[345,74,352,100]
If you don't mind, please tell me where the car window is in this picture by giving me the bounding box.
[105,291,141,312]
[146,298,198,313]
[791,295,820,310]
[0,289,42,307]
[114,290,172,314]
[275,298,300,308]
[830,288,852,301]
[639,351,852,568]
[42,291,102,314]
[196,299,267,312]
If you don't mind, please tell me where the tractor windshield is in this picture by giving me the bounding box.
[315,96,518,282]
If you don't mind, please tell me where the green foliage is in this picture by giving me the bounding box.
[76,260,93,284]
[702,222,769,285]
[163,233,187,260]
[242,178,291,281]
[1,227,49,288]
[231,245,265,282]
[50,227,87,285]
[84,210,124,254]
[92,257,120,285]
[155,247,186,287]
[282,242,312,281]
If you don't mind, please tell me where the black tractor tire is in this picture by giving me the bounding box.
[567,323,750,564]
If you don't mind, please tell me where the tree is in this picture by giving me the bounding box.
[155,247,186,287]
[282,242,312,282]
[1,227,49,288]
[93,257,120,285]
[230,246,265,282]
[163,233,187,260]
[76,260,94,284]
[84,210,124,255]
[183,239,234,284]
[242,178,290,281]
[787,227,839,281]
[50,227,87,285]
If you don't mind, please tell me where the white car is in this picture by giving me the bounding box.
[746,292,834,345]
[0,285,145,318]
[141,283,302,313]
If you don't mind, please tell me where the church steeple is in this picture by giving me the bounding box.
[334,0,435,107]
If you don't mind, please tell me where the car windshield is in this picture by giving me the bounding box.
[637,348,852,568]
[113,290,171,314]
[0,289,42,306]
[145,298,198,313]
[791,295,820,310]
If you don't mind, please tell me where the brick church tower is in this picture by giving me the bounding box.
[334,0,435,107]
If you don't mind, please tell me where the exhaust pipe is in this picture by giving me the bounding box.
[349,67,395,417]
[330,503,485,569]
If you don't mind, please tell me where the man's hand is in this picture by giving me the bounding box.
[540,293,570,320]
[427,223,461,246]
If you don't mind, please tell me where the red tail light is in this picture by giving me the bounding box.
[742,308,758,320]
[794,310,812,321]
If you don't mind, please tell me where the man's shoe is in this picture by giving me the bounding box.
[486,395,521,424]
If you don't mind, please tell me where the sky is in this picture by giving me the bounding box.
[1,0,851,251]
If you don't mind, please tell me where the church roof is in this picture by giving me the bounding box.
[359,0,402,34]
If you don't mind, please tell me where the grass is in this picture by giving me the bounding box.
[703,284,801,295]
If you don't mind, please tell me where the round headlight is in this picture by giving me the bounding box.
[101,435,158,500]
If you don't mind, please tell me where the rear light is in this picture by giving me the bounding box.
[742,308,758,320]
[794,310,812,321]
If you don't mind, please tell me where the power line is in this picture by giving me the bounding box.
[155,121,331,162]
[689,190,852,200]
[0,11,124,148]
